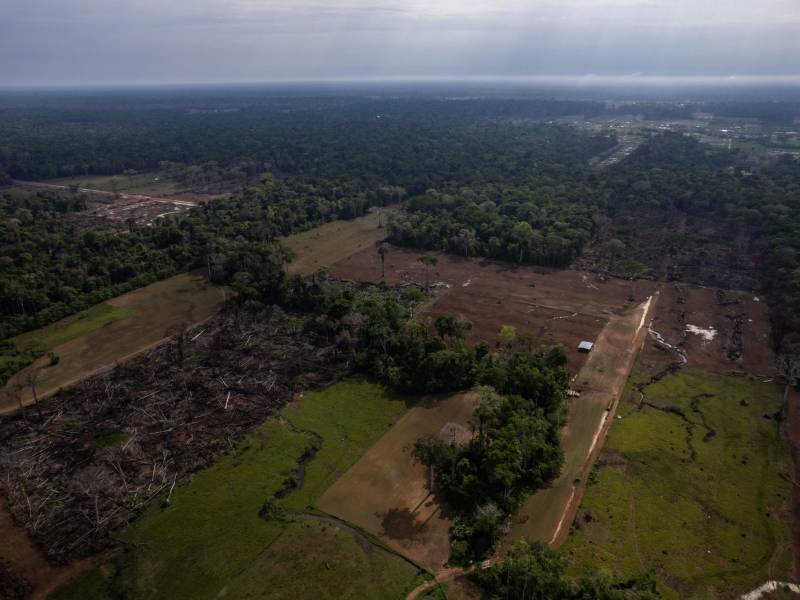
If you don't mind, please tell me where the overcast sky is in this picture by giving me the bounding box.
[1,0,799,86]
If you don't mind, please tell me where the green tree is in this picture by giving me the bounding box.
[418,254,438,290]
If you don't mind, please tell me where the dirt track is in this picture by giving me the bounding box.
[508,295,656,546]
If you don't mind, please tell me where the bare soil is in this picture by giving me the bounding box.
[15,181,212,231]
[318,392,479,571]
[0,497,90,600]
[330,246,657,372]
[644,282,775,376]
[507,296,656,547]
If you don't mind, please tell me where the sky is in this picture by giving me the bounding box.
[1,0,799,86]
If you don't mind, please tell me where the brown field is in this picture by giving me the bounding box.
[507,296,655,546]
[644,282,775,376]
[318,392,478,570]
[330,246,657,372]
[283,208,396,276]
[1,273,226,412]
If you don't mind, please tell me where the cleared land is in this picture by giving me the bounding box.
[283,207,396,276]
[1,273,226,412]
[51,379,425,600]
[15,181,204,230]
[563,370,793,599]
[319,392,479,570]
[330,246,657,372]
[507,295,655,546]
[644,282,775,376]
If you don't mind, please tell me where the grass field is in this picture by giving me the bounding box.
[4,303,133,357]
[562,370,793,599]
[52,378,426,600]
[1,273,226,412]
[283,208,396,276]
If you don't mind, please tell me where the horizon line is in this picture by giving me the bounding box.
[2,74,800,92]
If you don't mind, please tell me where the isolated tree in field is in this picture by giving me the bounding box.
[410,434,451,493]
[418,254,438,290]
[123,169,138,187]
[622,260,646,300]
[377,243,389,279]
[24,369,43,422]
[499,324,517,350]
[166,323,190,366]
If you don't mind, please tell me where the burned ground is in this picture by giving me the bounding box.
[573,209,765,293]
[0,307,346,563]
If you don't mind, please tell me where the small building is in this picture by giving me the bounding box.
[578,340,594,353]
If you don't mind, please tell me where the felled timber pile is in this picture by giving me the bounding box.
[0,307,346,563]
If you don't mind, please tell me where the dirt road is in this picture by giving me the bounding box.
[507,294,657,546]
[406,295,658,600]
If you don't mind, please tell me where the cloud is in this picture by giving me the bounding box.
[1,0,798,85]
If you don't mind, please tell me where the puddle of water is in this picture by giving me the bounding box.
[685,324,717,342]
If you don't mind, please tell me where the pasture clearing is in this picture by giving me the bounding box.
[507,295,655,546]
[562,370,793,599]
[319,392,479,571]
[644,282,775,376]
[51,379,425,600]
[283,207,396,276]
[1,272,226,412]
[330,245,657,372]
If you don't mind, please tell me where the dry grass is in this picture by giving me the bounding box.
[2,273,226,411]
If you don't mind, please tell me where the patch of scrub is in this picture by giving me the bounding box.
[685,324,717,341]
